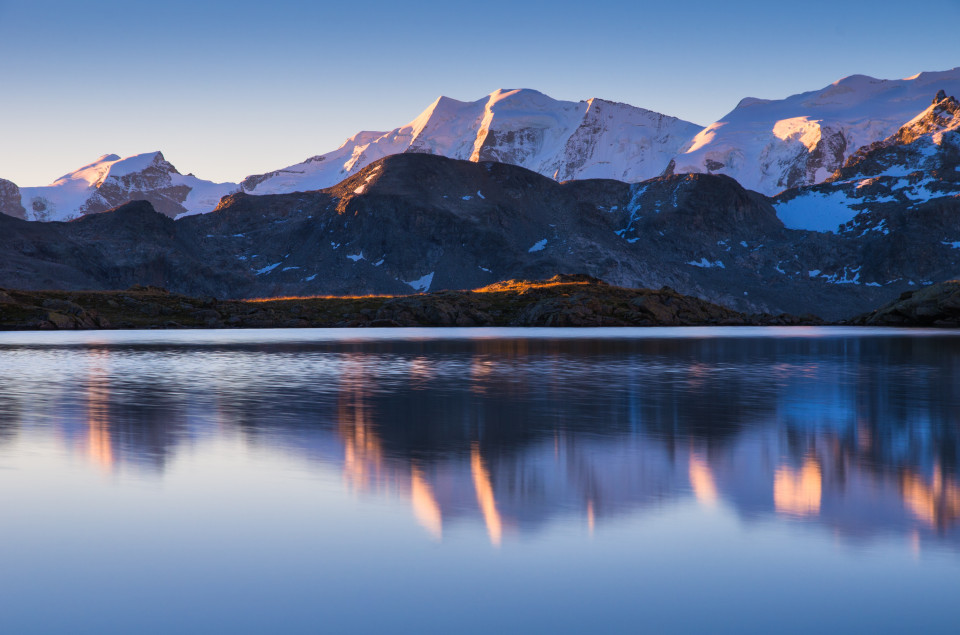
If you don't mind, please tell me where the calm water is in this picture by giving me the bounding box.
[1,327,959,634]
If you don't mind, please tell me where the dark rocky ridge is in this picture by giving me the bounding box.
[0,152,958,320]
[852,280,960,326]
[0,275,821,330]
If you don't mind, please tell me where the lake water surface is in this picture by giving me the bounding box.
[1,327,959,633]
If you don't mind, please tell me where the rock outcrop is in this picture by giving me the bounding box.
[0,178,25,219]
[852,280,960,326]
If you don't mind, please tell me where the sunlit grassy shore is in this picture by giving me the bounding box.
[7,274,960,330]
[0,275,829,330]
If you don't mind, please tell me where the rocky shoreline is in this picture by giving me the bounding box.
[851,280,960,326]
[0,275,825,330]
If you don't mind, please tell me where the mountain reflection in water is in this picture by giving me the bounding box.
[1,329,958,551]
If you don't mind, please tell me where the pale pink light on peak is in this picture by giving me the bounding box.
[683,122,726,154]
[772,117,823,152]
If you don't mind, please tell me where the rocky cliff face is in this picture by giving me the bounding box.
[851,279,960,326]
[0,179,25,219]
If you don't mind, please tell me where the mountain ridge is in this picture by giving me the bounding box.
[3,150,958,320]
[14,151,238,222]
[674,67,960,195]
[4,69,960,221]
[1,73,958,321]
[238,88,703,196]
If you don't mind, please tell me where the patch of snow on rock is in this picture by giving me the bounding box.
[255,262,282,275]
[819,266,862,284]
[687,258,725,268]
[773,190,861,232]
[404,272,435,292]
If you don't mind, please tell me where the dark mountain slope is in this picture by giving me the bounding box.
[0,153,952,319]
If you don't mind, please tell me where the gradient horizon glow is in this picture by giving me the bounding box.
[1,0,958,186]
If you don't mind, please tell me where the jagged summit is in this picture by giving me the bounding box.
[891,91,960,145]
[832,90,960,178]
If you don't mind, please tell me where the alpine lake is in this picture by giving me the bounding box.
[1,326,958,634]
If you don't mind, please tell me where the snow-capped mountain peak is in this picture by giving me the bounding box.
[773,89,960,233]
[5,70,960,223]
[17,151,238,221]
[239,88,702,195]
[674,67,960,195]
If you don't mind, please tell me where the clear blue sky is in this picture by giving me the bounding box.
[1,0,958,185]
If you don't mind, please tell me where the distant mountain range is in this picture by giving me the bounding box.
[1,68,959,318]
[1,84,959,320]
[1,152,237,222]
[3,68,959,224]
